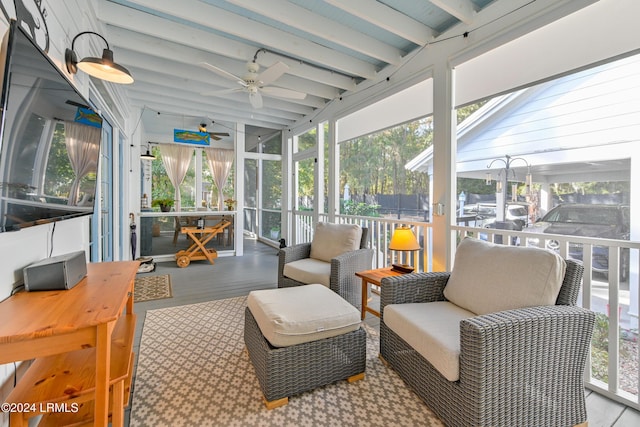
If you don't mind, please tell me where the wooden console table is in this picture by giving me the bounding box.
[0,261,138,427]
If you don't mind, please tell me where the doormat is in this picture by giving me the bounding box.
[134,274,172,303]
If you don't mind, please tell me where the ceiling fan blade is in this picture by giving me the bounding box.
[261,86,307,100]
[199,62,247,86]
[257,61,289,86]
[201,87,242,96]
[206,132,230,141]
[249,91,263,109]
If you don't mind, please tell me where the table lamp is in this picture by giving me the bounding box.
[389,226,421,273]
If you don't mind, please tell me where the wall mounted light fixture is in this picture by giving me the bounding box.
[140,143,156,160]
[65,31,134,84]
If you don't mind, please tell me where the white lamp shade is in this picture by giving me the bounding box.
[77,60,134,84]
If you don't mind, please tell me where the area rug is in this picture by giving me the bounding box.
[130,296,443,426]
[133,274,172,303]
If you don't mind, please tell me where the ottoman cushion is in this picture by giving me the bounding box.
[247,284,361,347]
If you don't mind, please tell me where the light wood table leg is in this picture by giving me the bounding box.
[361,279,370,320]
[95,321,115,426]
[111,380,125,427]
[9,412,26,427]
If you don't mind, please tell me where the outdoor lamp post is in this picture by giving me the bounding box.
[486,155,532,221]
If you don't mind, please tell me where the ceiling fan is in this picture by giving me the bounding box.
[198,122,230,141]
[200,60,307,109]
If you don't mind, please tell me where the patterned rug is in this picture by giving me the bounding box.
[130,296,444,426]
[134,274,172,303]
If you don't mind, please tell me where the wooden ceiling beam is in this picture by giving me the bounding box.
[225,0,403,64]
[324,0,437,46]
[119,0,378,79]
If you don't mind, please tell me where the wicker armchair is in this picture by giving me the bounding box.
[380,254,595,427]
[278,225,373,309]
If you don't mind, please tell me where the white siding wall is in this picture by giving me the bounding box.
[0,2,112,420]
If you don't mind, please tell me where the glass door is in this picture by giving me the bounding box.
[92,118,113,261]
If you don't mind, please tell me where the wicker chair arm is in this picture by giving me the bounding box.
[279,242,312,263]
[380,272,451,317]
[459,305,595,385]
[331,249,374,280]
[332,248,373,267]
[329,248,374,306]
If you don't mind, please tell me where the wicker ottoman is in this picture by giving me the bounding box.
[245,284,366,409]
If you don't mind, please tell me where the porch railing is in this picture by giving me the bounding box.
[290,211,640,410]
[291,211,433,272]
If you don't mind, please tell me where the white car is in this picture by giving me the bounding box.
[472,202,530,229]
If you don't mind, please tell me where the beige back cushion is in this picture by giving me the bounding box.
[443,238,566,315]
[310,223,363,262]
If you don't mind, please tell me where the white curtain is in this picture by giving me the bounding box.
[64,122,101,205]
[204,148,234,210]
[160,144,193,211]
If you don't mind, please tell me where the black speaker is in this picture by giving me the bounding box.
[23,251,87,291]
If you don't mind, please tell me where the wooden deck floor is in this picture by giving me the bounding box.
[127,238,640,426]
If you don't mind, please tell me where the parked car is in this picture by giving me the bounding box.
[472,202,530,229]
[526,204,630,280]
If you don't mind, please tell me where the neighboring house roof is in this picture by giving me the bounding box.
[407,54,640,184]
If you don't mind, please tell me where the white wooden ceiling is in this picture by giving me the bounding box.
[96,0,495,138]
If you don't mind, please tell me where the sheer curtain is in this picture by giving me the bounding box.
[64,122,101,205]
[204,148,234,210]
[160,144,193,211]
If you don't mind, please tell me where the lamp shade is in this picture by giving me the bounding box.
[140,143,156,160]
[140,149,155,160]
[65,32,134,84]
[389,226,421,251]
[77,49,134,84]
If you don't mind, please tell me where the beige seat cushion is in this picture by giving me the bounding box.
[384,301,475,381]
[310,222,362,262]
[247,284,361,347]
[443,238,566,315]
[282,258,331,287]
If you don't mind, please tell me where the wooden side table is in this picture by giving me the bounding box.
[0,261,138,427]
[355,267,404,320]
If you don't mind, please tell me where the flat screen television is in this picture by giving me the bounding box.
[0,20,103,232]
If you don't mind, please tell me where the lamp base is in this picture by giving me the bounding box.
[390,263,414,274]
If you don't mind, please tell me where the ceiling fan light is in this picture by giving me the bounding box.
[201,55,305,109]
[249,91,263,109]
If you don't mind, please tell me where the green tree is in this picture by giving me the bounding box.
[44,122,76,197]
[150,147,174,201]
[339,117,432,200]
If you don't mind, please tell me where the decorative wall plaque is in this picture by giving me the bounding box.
[1,0,49,52]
